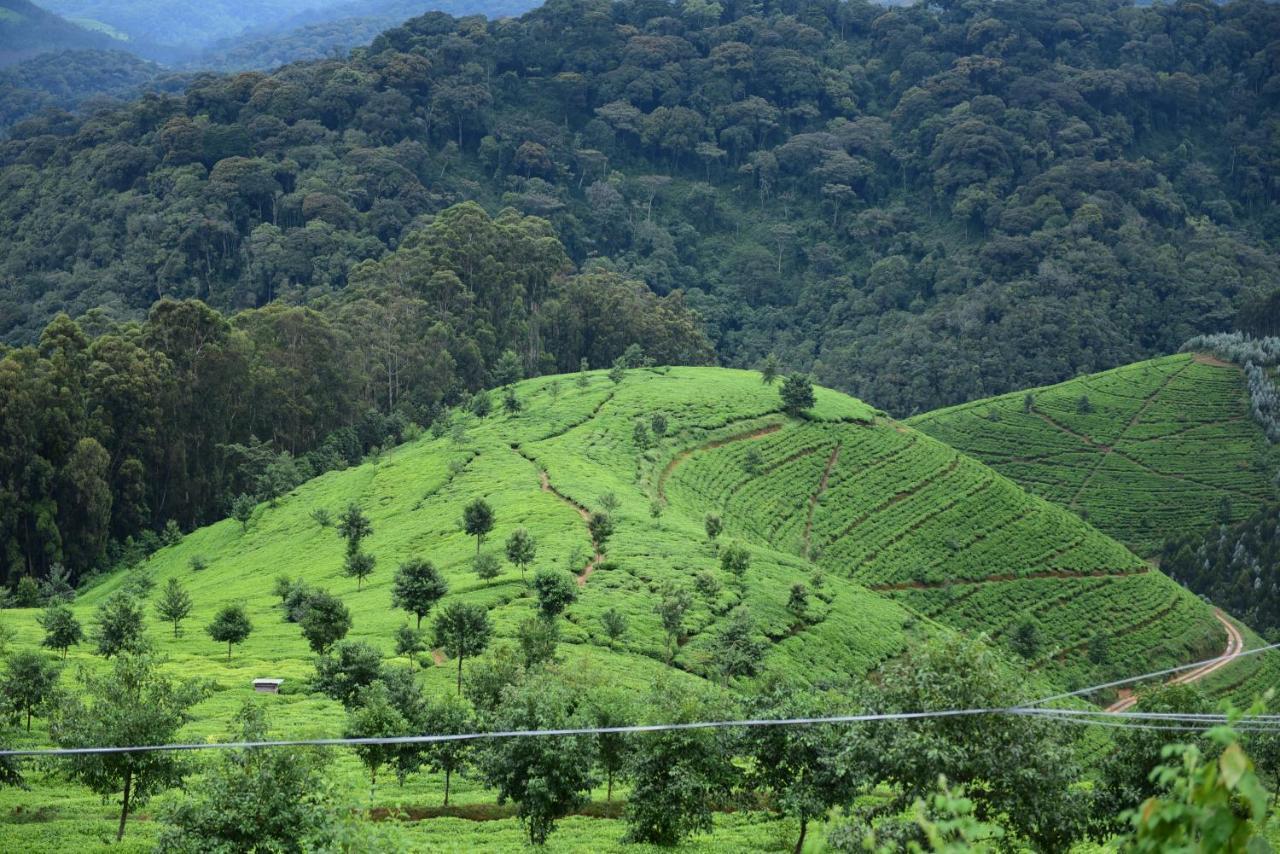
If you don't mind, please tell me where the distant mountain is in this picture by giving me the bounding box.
[0,0,124,66]
[187,0,540,71]
[34,0,541,63]
[0,48,184,131]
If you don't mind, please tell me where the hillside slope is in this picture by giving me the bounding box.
[11,367,1224,701]
[909,353,1279,557]
[0,0,123,66]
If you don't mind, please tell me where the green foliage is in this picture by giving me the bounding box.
[1,650,59,731]
[154,578,193,637]
[337,504,373,554]
[781,375,816,416]
[299,590,352,654]
[433,601,492,693]
[1010,619,1040,659]
[390,559,448,629]
[481,674,596,845]
[231,494,255,532]
[710,605,765,681]
[50,654,203,841]
[719,541,751,579]
[462,498,495,554]
[393,624,425,664]
[157,701,339,853]
[314,641,383,708]
[704,512,723,541]
[654,585,692,662]
[37,603,83,658]
[842,635,1089,852]
[343,550,377,589]
[473,552,502,585]
[624,679,738,846]
[761,354,780,386]
[531,568,577,619]
[504,528,536,582]
[746,682,861,854]
[344,682,409,797]
[206,603,252,660]
[419,693,475,806]
[92,592,147,658]
[587,511,614,552]
[517,615,560,670]
[1118,713,1272,853]
[310,508,333,529]
[600,608,628,648]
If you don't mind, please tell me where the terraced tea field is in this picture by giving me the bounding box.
[908,354,1279,555]
[0,366,1252,850]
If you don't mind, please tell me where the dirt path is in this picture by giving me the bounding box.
[802,443,841,559]
[1066,361,1192,508]
[1106,609,1244,713]
[528,462,600,587]
[656,421,783,502]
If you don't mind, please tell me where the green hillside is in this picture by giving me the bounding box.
[908,353,1280,557]
[0,366,1233,848]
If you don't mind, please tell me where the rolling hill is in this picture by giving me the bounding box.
[0,366,1236,848]
[908,353,1280,557]
[0,0,124,66]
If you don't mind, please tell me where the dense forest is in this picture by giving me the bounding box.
[0,202,709,586]
[3,0,1279,414]
[1165,500,1280,640]
[0,49,176,132]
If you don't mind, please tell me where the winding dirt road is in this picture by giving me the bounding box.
[1106,609,1244,713]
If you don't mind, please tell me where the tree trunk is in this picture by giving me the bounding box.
[26,707,31,731]
[116,769,132,842]
[227,641,233,660]
[416,613,423,630]
[456,654,463,693]
[444,768,452,806]
[607,771,613,802]
[793,816,807,854]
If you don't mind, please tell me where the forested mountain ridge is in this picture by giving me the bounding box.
[0,204,710,585]
[0,0,124,66]
[3,0,1279,415]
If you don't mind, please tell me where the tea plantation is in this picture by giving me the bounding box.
[0,366,1248,849]
[908,353,1280,556]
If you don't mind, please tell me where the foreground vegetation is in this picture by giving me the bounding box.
[0,364,1266,850]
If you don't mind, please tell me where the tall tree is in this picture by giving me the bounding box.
[92,592,147,658]
[206,603,252,661]
[504,528,537,583]
[38,602,83,658]
[1,650,59,731]
[390,559,448,628]
[433,602,493,693]
[154,578,193,637]
[462,499,495,555]
[51,655,203,841]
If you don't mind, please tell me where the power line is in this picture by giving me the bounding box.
[1021,639,1280,708]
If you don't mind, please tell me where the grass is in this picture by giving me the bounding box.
[908,353,1279,556]
[0,365,1248,849]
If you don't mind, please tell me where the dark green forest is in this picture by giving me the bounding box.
[1165,499,1280,640]
[0,49,176,132]
[4,0,1280,585]
[0,203,710,585]
[0,0,123,66]
[3,0,1279,414]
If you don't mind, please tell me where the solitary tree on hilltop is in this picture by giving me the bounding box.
[462,498,495,555]
[780,374,815,416]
